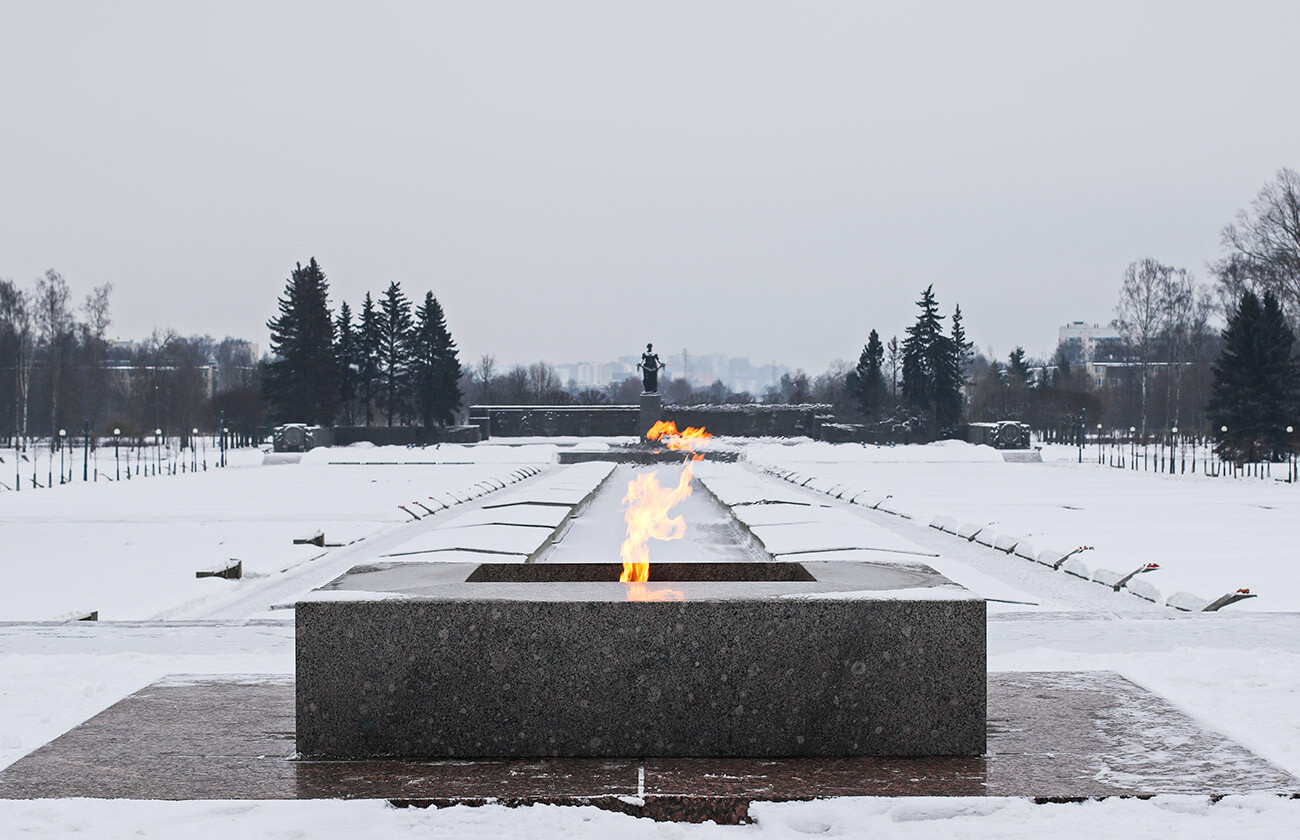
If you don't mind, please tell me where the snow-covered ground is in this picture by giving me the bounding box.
[2,438,1298,837]
[743,439,1300,612]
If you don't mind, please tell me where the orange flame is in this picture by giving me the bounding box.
[646,421,713,461]
[619,423,712,600]
[620,463,693,582]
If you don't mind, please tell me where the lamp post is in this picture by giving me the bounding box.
[114,429,121,481]
[1078,409,1086,464]
[82,420,90,482]
[1288,425,1295,483]
[1096,423,1103,464]
[154,428,162,476]
[1129,426,1136,470]
[191,428,199,472]
[58,429,66,484]
[1169,425,1178,475]
[1220,425,1229,477]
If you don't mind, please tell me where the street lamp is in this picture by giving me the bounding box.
[1129,426,1136,470]
[221,426,229,468]
[154,428,162,476]
[82,419,90,482]
[114,429,121,481]
[191,428,199,472]
[58,429,66,484]
[1078,409,1086,464]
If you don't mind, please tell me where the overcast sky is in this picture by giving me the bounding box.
[2,1,1297,371]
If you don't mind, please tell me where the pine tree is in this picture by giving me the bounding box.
[262,258,338,425]
[1007,347,1030,384]
[951,304,973,378]
[849,329,887,416]
[357,293,382,426]
[335,301,358,425]
[376,282,414,426]
[410,292,463,427]
[901,286,963,434]
[1207,290,1300,460]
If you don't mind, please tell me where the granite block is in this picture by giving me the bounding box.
[295,560,985,759]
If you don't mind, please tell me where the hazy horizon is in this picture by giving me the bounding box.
[3,1,1297,370]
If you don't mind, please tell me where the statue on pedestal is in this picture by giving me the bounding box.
[638,343,664,393]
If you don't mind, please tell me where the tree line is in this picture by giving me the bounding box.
[0,272,263,445]
[951,169,1298,458]
[262,258,463,429]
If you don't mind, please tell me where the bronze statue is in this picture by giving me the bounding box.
[638,343,664,393]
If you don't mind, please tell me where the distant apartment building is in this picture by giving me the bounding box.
[1058,321,1123,363]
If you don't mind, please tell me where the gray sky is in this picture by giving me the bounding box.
[2,1,1296,371]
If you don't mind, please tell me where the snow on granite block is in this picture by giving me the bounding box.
[1037,548,1067,567]
[429,492,462,508]
[1166,591,1211,611]
[992,534,1021,553]
[696,476,808,507]
[1013,541,1038,561]
[973,531,998,547]
[1092,568,1124,588]
[1127,578,1163,604]
[930,515,958,532]
[439,504,569,529]
[385,524,552,558]
[1059,556,1091,579]
[874,498,916,519]
[749,521,926,557]
[733,503,858,529]
[956,523,983,540]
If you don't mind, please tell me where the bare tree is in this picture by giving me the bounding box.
[1113,258,1172,436]
[527,361,560,402]
[0,280,35,442]
[473,354,496,404]
[1159,270,1214,426]
[81,283,114,432]
[1214,168,1300,319]
[34,270,73,437]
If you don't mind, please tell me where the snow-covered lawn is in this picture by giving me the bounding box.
[743,440,1300,611]
[0,444,556,621]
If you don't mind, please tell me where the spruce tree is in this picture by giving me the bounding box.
[1207,290,1299,460]
[411,292,464,427]
[335,301,358,425]
[951,304,973,378]
[850,329,887,416]
[1007,347,1030,384]
[263,258,338,425]
[357,293,382,426]
[377,281,414,426]
[901,286,963,434]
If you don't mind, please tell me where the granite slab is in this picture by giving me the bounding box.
[1,672,1293,826]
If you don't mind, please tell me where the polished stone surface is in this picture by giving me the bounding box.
[1,672,1294,825]
[296,560,986,759]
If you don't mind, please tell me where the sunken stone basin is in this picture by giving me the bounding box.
[295,561,985,759]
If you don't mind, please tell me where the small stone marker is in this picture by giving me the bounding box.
[54,610,98,622]
[196,560,242,580]
[293,531,326,547]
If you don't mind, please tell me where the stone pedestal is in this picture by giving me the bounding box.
[296,560,986,759]
[639,392,662,440]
